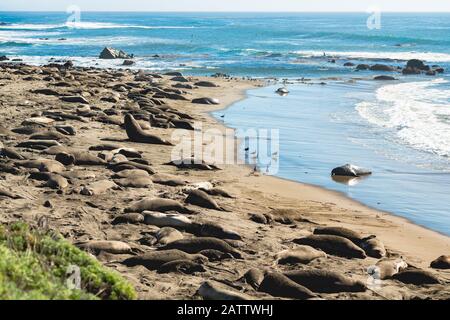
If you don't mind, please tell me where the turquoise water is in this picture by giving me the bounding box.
[1,12,450,235]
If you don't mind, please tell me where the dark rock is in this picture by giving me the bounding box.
[369,64,396,72]
[343,62,355,67]
[99,47,133,59]
[0,56,9,61]
[123,60,135,66]
[374,75,397,81]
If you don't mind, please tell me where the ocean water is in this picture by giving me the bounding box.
[1,12,450,235]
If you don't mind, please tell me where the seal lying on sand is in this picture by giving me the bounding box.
[108,161,155,175]
[125,198,195,214]
[185,189,225,211]
[284,269,366,293]
[156,227,184,245]
[80,180,117,196]
[158,260,206,274]
[189,222,242,240]
[294,234,367,259]
[29,172,68,189]
[198,281,253,300]
[143,212,193,229]
[313,226,385,258]
[430,255,450,270]
[14,159,66,173]
[114,176,153,188]
[112,213,144,225]
[276,246,327,265]
[151,173,187,186]
[242,269,265,290]
[56,151,106,166]
[124,114,172,145]
[159,237,242,259]
[259,272,317,300]
[373,259,408,280]
[77,240,132,255]
[199,249,233,262]
[122,249,207,270]
[0,188,22,199]
[165,158,221,171]
[392,269,442,285]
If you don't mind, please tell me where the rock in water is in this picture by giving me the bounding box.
[99,47,133,59]
[331,164,372,177]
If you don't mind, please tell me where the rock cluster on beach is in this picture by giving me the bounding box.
[0,60,449,300]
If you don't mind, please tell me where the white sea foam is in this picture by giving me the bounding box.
[356,79,450,157]
[0,22,197,30]
[293,50,450,62]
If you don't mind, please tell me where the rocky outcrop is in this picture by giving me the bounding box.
[369,64,396,72]
[99,47,133,59]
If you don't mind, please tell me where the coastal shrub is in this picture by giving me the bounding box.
[0,222,137,300]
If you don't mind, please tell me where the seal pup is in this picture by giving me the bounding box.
[392,269,442,285]
[80,180,117,196]
[185,189,225,211]
[124,114,172,145]
[143,212,193,229]
[284,269,366,293]
[112,213,144,225]
[159,237,242,259]
[114,176,153,188]
[373,259,408,280]
[189,222,242,240]
[430,255,450,270]
[156,227,184,245]
[276,246,327,265]
[294,235,366,259]
[77,240,132,255]
[151,173,187,187]
[125,198,194,214]
[259,272,317,300]
[122,249,207,270]
[198,281,253,300]
[157,260,206,274]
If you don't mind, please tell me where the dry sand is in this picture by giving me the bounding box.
[0,62,449,300]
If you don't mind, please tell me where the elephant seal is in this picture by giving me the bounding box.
[0,188,22,199]
[430,255,450,270]
[125,198,194,214]
[77,240,132,255]
[0,147,26,160]
[165,158,221,171]
[331,164,372,177]
[16,139,61,150]
[80,180,117,196]
[314,226,385,258]
[242,268,265,290]
[198,281,253,300]
[360,237,386,258]
[189,222,242,240]
[192,97,220,105]
[156,227,184,245]
[185,189,224,211]
[151,173,187,187]
[56,151,106,166]
[42,173,68,189]
[30,130,69,142]
[124,114,172,145]
[294,235,366,259]
[15,159,65,173]
[259,272,317,300]
[114,176,153,188]
[108,161,155,175]
[158,260,206,274]
[112,213,144,225]
[198,249,232,262]
[143,211,193,229]
[276,246,327,265]
[284,269,366,293]
[201,187,234,198]
[373,259,408,280]
[112,169,149,179]
[160,237,242,259]
[392,269,442,285]
[123,249,207,270]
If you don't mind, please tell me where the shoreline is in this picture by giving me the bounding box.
[199,80,450,264]
[1,62,449,300]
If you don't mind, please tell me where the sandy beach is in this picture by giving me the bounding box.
[0,61,449,300]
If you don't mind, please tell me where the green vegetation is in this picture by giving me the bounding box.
[0,222,137,300]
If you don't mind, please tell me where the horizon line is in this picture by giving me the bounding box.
[1,10,450,13]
